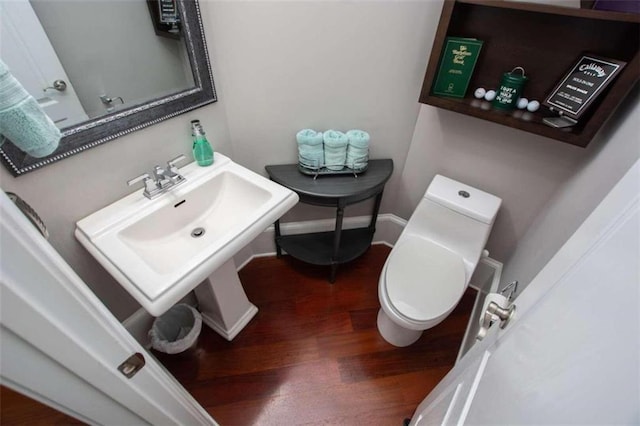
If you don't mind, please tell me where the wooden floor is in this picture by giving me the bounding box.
[156,244,475,425]
[0,386,84,426]
[0,244,475,425]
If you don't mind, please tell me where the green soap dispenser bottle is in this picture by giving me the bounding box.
[191,119,214,166]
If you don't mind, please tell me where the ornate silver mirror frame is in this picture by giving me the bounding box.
[0,0,216,176]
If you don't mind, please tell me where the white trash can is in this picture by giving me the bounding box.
[149,304,202,354]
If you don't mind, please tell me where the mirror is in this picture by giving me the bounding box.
[0,0,216,176]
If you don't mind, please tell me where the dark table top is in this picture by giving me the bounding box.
[265,159,393,207]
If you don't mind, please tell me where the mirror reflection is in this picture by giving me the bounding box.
[0,0,216,176]
[3,0,195,129]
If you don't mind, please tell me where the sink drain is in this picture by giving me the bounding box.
[191,227,206,238]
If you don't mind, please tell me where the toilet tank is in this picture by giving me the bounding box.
[402,175,502,279]
[426,175,501,226]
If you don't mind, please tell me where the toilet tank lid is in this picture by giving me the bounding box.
[426,175,502,224]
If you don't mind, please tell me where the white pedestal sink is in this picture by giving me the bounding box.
[76,153,298,340]
[194,258,258,340]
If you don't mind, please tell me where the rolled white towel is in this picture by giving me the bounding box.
[296,128,323,146]
[346,130,369,170]
[296,129,324,168]
[323,130,348,170]
[346,129,369,148]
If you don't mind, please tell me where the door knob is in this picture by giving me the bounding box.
[477,301,516,341]
[44,80,67,92]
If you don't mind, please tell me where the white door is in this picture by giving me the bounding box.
[0,0,88,127]
[411,159,639,425]
[0,191,216,425]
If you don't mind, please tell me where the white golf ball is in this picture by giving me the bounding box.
[474,88,486,99]
[517,98,529,109]
[527,100,540,112]
[484,90,496,101]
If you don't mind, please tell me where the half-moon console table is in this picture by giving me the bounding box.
[265,159,393,282]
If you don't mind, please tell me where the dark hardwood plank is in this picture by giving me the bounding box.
[0,385,84,425]
[207,367,451,426]
[349,307,380,330]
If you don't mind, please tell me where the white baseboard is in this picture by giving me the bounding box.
[234,213,407,266]
[122,212,501,358]
[123,214,406,345]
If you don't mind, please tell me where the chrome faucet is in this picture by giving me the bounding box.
[153,164,184,188]
[128,155,187,199]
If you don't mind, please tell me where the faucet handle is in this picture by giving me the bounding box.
[167,154,187,169]
[127,172,160,198]
[127,172,151,187]
[165,155,187,186]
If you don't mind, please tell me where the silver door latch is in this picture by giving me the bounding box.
[117,353,145,378]
[477,298,516,341]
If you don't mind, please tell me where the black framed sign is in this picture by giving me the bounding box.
[543,54,626,121]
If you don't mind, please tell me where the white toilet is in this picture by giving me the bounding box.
[377,175,501,347]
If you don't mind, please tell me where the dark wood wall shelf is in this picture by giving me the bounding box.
[420,0,640,147]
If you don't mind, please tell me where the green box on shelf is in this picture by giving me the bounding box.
[431,37,483,98]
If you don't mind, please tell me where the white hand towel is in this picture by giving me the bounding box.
[323,130,348,171]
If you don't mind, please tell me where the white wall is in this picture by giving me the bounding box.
[205,0,441,221]
[501,88,640,293]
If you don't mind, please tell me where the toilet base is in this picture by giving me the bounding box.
[377,308,422,347]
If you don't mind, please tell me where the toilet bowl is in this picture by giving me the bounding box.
[377,175,501,347]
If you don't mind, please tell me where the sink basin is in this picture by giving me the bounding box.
[118,169,272,275]
[76,153,298,317]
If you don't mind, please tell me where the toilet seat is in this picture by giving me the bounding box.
[385,236,465,322]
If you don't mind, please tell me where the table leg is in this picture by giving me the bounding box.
[330,206,345,283]
[369,191,384,231]
[274,219,282,258]
[330,263,338,284]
